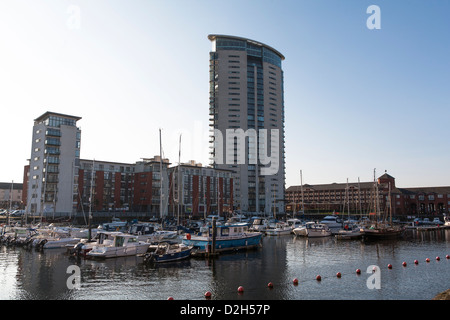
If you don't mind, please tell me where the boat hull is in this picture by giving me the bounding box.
[87,243,149,259]
[307,230,332,238]
[363,227,404,240]
[265,229,292,236]
[182,233,262,253]
[147,247,192,263]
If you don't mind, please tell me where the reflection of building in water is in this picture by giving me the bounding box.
[16,249,74,299]
[208,237,288,299]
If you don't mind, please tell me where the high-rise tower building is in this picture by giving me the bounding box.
[208,34,285,215]
[26,112,81,216]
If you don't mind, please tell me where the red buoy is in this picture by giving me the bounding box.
[205,291,212,299]
[336,272,342,278]
[167,297,174,300]
[293,278,299,285]
[387,264,392,269]
[414,260,419,265]
[356,269,361,275]
[267,282,273,288]
[446,255,449,259]
[316,275,321,281]
[436,256,440,261]
[237,286,244,293]
[426,258,430,262]
[402,261,407,267]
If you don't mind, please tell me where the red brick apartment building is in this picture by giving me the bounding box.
[23,157,233,218]
[285,173,450,217]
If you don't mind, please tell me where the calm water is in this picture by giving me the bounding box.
[0,229,449,300]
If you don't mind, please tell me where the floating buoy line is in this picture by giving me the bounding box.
[167,254,449,300]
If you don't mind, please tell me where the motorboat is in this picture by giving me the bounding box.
[145,230,178,242]
[444,216,450,227]
[287,219,303,232]
[67,231,122,256]
[127,223,157,241]
[182,224,262,254]
[99,218,128,232]
[249,218,269,232]
[293,221,314,237]
[32,227,84,249]
[265,222,292,236]
[320,215,343,229]
[0,227,38,246]
[143,241,193,263]
[335,224,364,240]
[87,234,150,259]
[225,216,251,227]
[306,223,332,238]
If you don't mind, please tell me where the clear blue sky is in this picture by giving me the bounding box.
[1,0,449,189]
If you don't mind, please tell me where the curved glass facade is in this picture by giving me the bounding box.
[214,36,283,68]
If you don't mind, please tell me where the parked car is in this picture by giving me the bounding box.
[10,210,25,217]
[433,218,442,225]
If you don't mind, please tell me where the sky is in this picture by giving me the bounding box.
[0,0,449,190]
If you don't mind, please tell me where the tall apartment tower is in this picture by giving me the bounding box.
[27,112,81,216]
[208,34,286,215]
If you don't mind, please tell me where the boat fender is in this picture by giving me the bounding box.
[186,233,191,240]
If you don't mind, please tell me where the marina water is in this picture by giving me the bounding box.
[0,229,448,300]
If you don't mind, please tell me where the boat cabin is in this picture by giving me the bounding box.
[207,225,249,237]
[113,235,139,247]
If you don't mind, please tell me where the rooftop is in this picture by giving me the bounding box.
[208,34,285,60]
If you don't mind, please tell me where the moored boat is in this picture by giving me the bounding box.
[87,234,149,259]
[265,222,292,236]
[320,215,342,229]
[293,221,314,237]
[182,224,262,254]
[335,225,364,240]
[143,241,192,263]
[306,222,332,238]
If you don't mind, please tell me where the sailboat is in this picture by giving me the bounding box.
[335,179,363,240]
[362,170,405,240]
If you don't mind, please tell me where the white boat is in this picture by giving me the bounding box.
[320,215,342,229]
[249,218,269,232]
[33,227,85,249]
[146,230,178,242]
[444,216,450,227]
[335,224,364,240]
[293,221,314,237]
[287,219,303,232]
[99,218,128,231]
[306,223,332,238]
[87,234,150,259]
[265,222,292,236]
[67,231,122,256]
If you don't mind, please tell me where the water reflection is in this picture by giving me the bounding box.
[0,229,448,300]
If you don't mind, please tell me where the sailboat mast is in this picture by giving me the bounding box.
[300,170,304,214]
[159,129,163,220]
[88,159,95,241]
[358,177,362,217]
[177,134,181,225]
